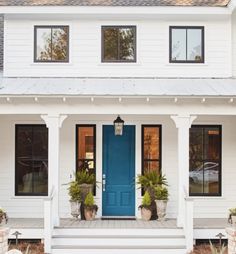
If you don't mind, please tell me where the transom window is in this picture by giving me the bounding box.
[170,26,204,63]
[142,125,162,175]
[15,125,48,196]
[76,124,96,175]
[34,26,69,62]
[102,26,136,62]
[189,125,222,196]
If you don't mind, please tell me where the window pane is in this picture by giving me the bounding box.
[190,128,204,161]
[119,28,135,61]
[78,127,95,160]
[52,27,68,61]
[143,127,160,160]
[16,126,48,196]
[32,126,48,194]
[36,28,52,61]
[103,28,118,61]
[203,161,220,194]
[189,126,221,196]
[204,128,220,160]
[189,161,204,194]
[187,29,202,61]
[171,29,186,61]
[144,161,160,173]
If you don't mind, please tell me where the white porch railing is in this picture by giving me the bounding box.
[44,186,55,254]
[183,187,194,253]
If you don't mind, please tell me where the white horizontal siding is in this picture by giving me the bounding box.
[1,114,236,219]
[3,18,232,78]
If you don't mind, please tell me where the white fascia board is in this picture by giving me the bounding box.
[0,6,231,16]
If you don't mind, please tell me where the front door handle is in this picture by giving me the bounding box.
[102,174,106,192]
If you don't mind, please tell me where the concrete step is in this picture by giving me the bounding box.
[53,227,184,236]
[52,234,186,246]
[52,245,187,254]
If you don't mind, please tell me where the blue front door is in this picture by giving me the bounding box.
[102,125,135,216]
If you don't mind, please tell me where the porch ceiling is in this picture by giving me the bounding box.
[1,75,236,97]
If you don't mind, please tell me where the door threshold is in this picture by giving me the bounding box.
[101,216,136,220]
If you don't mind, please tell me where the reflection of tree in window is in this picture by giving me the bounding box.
[103,27,135,62]
[36,27,68,61]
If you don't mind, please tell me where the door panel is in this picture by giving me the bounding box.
[102,125,135,216]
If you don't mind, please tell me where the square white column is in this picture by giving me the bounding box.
[41,114,67,226]
[171,115,196,227]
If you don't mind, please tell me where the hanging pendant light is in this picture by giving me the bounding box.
[113,115,124,136]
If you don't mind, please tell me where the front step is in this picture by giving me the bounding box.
[52,228,187,254]
[52,246,187,254]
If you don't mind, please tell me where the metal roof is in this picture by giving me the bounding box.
[0,0,230,7]
[1,76,236,97]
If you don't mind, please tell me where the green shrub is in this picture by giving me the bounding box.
[142,191,152,207]
[154,186,169,201]
[84,192,95,207]
[137,171,168,190]
[76,170,96,185]
[68,181,81,202]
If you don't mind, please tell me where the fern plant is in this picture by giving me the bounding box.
[209,241,227,254]
[154,186,169,201]
[139,191,152,210]
[76,170,96,185]
[137,171,168,189]
[68,181,81,202]
[84,192,98,211]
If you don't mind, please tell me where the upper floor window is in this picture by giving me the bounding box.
[34,26,69,62]
[102,26,136,62]
[15,125,48,196]
[189,125,221,196]
[170,26,204,63]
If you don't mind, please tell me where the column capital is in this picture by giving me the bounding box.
[171,115,197,129]
[41,114,67,129]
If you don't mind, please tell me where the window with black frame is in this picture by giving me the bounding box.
[76,125,96,176]
[170,26,204,63]
[15,125,48,196]
[102,26,136,62]
[34,26,69,62]
[189,125,221,196]
[142,125,162,175]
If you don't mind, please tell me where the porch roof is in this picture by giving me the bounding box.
[1,74,236,97]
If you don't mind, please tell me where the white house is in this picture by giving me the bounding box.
[1,0,236,253]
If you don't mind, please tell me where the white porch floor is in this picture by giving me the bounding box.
[6,217,230,229]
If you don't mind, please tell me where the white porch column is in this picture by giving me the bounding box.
[41,114,67,227]
[171,115,197,227]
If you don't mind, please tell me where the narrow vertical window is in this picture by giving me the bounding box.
[102,26,136,62]
[15,125,48,196]
[34,26,69,62]
[170,26,204,63]
[189,125,222,196]
[76,125,96,179]
[142,125,162,175]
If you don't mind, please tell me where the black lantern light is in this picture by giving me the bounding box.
[113,115,124,136]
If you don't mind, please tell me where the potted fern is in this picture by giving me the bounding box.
[84,192,98,221]
[68,181,81,219]
[137,171,168,219]
[154,185,169,221]
[209,241,227,254]
[139,191,152,221]
[76,170,96,200]
[229,207,236,225]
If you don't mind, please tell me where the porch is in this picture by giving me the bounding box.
[0,103,236,252]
